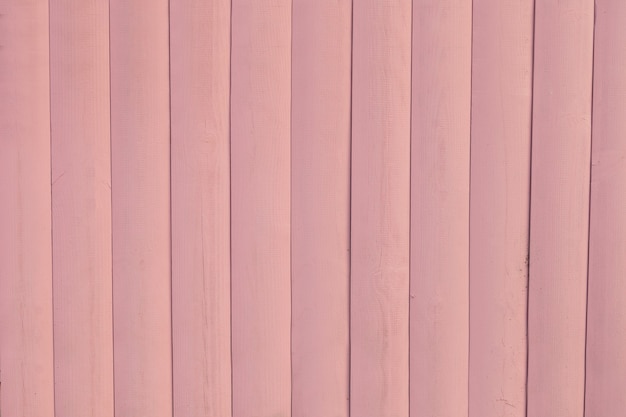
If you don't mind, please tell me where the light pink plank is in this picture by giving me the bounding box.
[0,2,54,417]
[170,0,231,415]
[230,1,291,416]
[110,1,171,415]
[585,1,626,415]
[291,1,351,416]
[469,1,534,416]
[410,1,472,416]
[527,1,594,416]
[350,1,411,416]
[49,1,113,415]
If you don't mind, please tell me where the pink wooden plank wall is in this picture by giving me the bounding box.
[291,1,351,416]
[7,1,626,416]
[109,1,172,416]
[351,0,411,416]
[585,1,626,416]
[49,1,113,416]
[411,1,472,416]
[170,0,232,415]
[527,1,594,416]
[230,1,292,416]
[0,2,54,417]
[469,1,533,416]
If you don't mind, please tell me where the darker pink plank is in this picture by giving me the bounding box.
[110,1,172,416]
[49,1,114,416]
[585,1,626,415]
[410,1,472,416]
[170,0,232,415]
[230,1,291,416]
[0,2,54,417]
[469,1,534,416]
[291,1,351,416]
[527,1,594,416]
[350,1,411,416]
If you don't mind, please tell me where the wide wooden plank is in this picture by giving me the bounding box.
[110,1,171,415]
[469,1,533,416]
[585,1,626,415]
[49,1,113,415]
[291,1,351,416]
[527,1,594,416]
[410,1,472,416]
[350,1,411,416]
[230,1,291,416]
[0,2,54,416]
[170,0,231,415]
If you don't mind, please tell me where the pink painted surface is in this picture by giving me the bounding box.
[585,1,626,415]
[410,1,472,416]
[170,0,232,415]
[230,1,292,416]
[0,2,54,416]
[49,1,114,416]
[109,1,172,416]
[291,1,351,416]
[469,1,533,416]
[527,1,594,416]
[350,1,411,416]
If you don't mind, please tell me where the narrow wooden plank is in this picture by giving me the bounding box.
[170,0,231,415]
[410,1,472,416]
[110,1,171,415]
[469,1,533,416]
[0,2,54,416]
[350,1,411,416]
[49,1,113,415]
[291,1,351,416]
[585,1,626,415]
[527,1,594,416]
[230,1,291,416]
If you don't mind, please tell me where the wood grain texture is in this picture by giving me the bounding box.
[170,0,231,415]
[0,2,54,416]
[291,1,351,416]
[110,1,172,415]
[49,1,113,415]
[527,1,594,416]
[410,1,472,416]
[230,1,291,416]
[469,1,533,416]
[585,1,626,415]
[350,1,411,416]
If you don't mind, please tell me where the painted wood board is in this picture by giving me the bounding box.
[410,1,472,416]
[585,1,626,415]
[0,2,54,416]
[469,1,534,416]
[527,1,594,416]
[291,1,351,416]
[170,0,232,415]
[49,1,114,415]
[350,1,411,416]
[230,1,292,416]
[109,1,172,415]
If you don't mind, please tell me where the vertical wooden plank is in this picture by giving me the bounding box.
[469,1,533,416]
[585,1,626,415]
[110,1,171,415]
[230,1,291,416]
[350,1,411,416]
[410,0,472,416]
[170,0,231,415]
[291,1,351,416]
[0,2,54,416]
[527,1,594,416]
[49,1,113,416]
